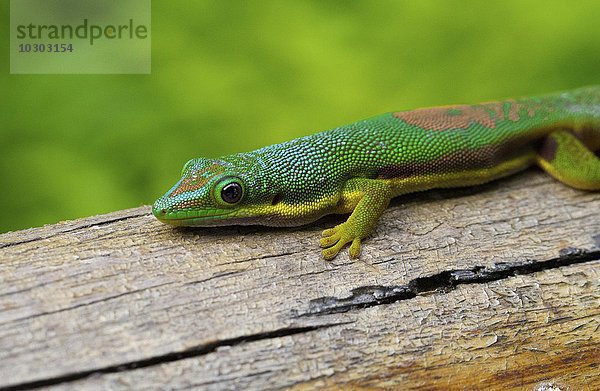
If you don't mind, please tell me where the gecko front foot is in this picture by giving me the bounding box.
[318,178,392,260]
[320,222,362,260]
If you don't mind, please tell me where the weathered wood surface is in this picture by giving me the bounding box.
[1,170,599,390]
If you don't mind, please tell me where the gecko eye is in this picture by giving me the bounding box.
[214,177,245,206]
[221,183,242,204]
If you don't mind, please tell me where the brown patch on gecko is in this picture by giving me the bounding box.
[377,139,532,179]
[394,104,498,131]
[170,163,225,196]
[508,101,537,122]
[393,100,537,131]
[537,135,558,162]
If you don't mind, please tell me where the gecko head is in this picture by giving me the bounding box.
[152,157,280,227]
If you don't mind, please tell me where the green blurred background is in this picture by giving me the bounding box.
[1,0,599,233]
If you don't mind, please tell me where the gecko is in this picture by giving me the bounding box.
[153,86,600,260]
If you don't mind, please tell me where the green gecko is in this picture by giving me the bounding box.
[153,86,600,260]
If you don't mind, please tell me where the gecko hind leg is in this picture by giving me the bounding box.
[537,129,600,190]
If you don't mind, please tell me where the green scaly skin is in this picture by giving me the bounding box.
[153,86,600,260]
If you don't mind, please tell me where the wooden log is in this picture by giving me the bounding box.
[1,170,599,390]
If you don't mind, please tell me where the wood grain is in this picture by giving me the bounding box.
[1,170,599,390]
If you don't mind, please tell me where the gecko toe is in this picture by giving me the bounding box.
[322,226,339,237]
[320,232,340,248]
[320,223,359,260]
[348,238,361,259]
[322,242,345,260]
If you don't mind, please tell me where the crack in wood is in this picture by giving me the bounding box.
[219,250,300,266]
[2,282,175,325]
[294,247,600,317]
[0,212,150,250]
[0,323,350,391]
[183,270,241,285]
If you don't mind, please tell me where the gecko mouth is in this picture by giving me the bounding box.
[152,205,236,226]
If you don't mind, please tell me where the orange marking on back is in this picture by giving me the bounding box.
[393,100,536,131]
[508,101,536,122]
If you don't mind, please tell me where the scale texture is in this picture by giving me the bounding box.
[153,86,600,259]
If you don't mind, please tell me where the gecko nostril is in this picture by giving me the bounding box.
[161,209,167,215]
